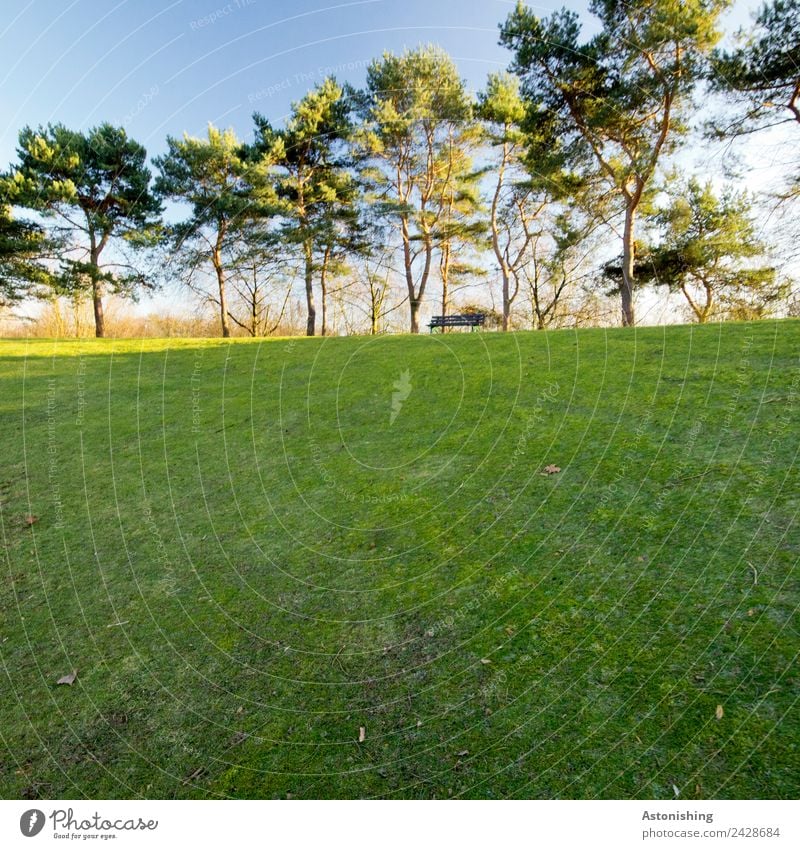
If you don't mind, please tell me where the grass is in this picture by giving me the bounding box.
[0,320,798,800]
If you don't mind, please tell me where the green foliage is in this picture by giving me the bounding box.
[155,125,275,235]
[477,72,526,135]
[362,45,474,216]
[253,78,361,335]
[711,0,800,132]
[710,0,800,202]
[361,46,476,330]
[364,45,472,149]
[154,125,279,336]
[11,123,159,229]
[0,203,55,306]
[499,0,725,179]
[254,76,356,221]
[2,123,160,332]
[647,179,786,321]
[500,0,730,325]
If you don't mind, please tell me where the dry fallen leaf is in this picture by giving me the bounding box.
[23,515,39,526]
[672,783,680,797]
[56,670,77,686]
[184,766,206,783]
[358,726,366,743]
[457,749,469,757]
[480,658,492,665]
[715,704,724,720]
[541,464,561,476]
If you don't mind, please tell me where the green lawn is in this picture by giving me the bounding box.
[1,321,798,799]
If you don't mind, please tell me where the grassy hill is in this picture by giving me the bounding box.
[1,321,798,799]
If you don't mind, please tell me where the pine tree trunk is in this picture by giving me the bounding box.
[502,270,511,332]
[213,255,230,338]
[621,203,636,327]
[492,141,512,333]
[92,278,105,338]
[410,298,421,334]
[212,223,230,338]
[89,242,105,338]
[701,282,714,323]
[304,244,316,337]
[401,216,418,334]
[320,245,331,337]
[440,240,451,332]
[369,281,379,335]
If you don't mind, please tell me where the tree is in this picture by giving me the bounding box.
[710,0,800,134]
[154,125,277,337]
[500,0,728,327]
[254,77,358,336]
[646,178,785,322]
[361,46,473,332]
[479,72,532,330]
[358,253,396,335]
[525,212,601,329]
[344,213,408,335]
[710,0,800,202]
[435,124,484,320]
[3,123,160,336]
[480,71,592,330]
[0,202,55,307]
[225,232,294,337]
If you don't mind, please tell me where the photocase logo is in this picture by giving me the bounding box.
[390,369,412,425]
[16,807,159,838]
[20,809,45,837]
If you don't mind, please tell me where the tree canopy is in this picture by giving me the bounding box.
[646,178,784,322]
[711,0,800,132]
[3,123,160,335]
[254,77,360,336]
[361,45,474,333]
[500,0,730,326]
[154,125,278,337]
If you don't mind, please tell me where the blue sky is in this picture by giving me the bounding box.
[1,0,518,164]
[0,0,758,169]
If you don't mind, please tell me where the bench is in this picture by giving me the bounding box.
[428,313,486,333]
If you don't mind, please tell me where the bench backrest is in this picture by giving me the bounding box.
[429,313,486,326]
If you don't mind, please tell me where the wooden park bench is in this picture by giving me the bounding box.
[428,313,486,333]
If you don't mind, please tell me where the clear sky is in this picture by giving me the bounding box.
[0,0,759,169]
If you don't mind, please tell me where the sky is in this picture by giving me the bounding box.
[0,0,778,323]
[0,0,760,167]
[0,0,521,165]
